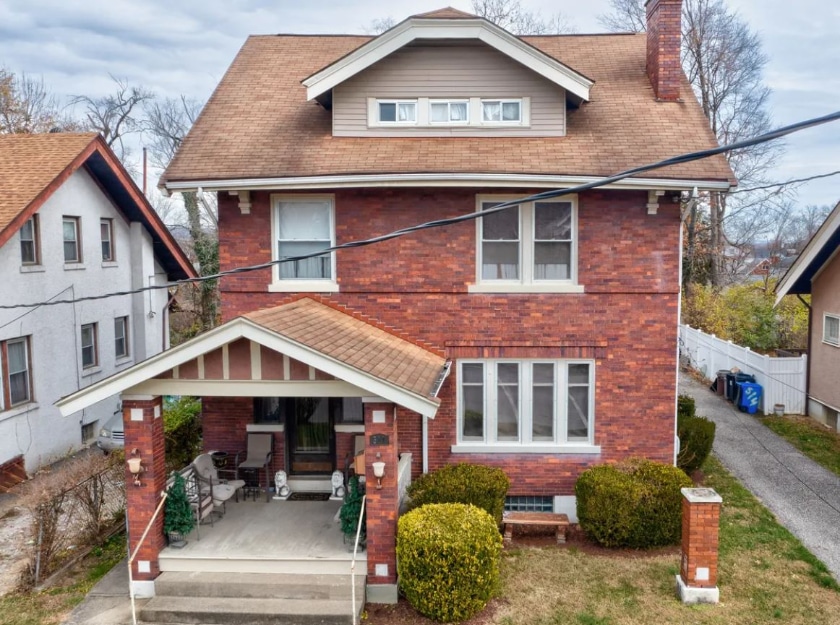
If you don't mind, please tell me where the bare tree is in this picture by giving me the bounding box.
[598,0,645,32]
[472,0,576,34]
[0,69,75,133]
[364,17,396,35]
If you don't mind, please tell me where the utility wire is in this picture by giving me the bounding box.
[2,109,839,311]
[729,169,840,195]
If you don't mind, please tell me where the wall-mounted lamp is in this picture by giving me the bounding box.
[372,461,386,490]
[127,449,145,487]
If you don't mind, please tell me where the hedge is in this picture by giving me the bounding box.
[677,414,716,474]
[407,463,510,524]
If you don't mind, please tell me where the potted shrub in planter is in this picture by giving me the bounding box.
[164,472,195,548]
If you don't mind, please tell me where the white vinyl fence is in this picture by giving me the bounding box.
[679,324,807,414]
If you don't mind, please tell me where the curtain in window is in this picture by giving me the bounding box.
[450,102,467,121]
[397,103,414,122]
[502,102,520,121]
[567,364,590,440]
[277,202,331,279]
[532,364,554,441]
[497,363,520,441]
[63,221,78,262]
[482,101,501,121]
[534,202,572,280]
[482,204,520,280]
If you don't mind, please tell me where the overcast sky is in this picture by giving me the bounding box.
[1,0,838,208]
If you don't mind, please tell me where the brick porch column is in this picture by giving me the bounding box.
[676,487,722,604]
[122,394,166,598]
[363,400,399,604]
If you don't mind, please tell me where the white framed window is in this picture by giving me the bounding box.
[63,216,81,263]
[81,323,98,369]
[377,100,417,124]
[481,99,522,124]
[100,218,114,262]
[20,216,40,265]
[430,100,469,124]
[270,195,337,292]
[2,337,32,408]
[824,314,840,347]
[455,359,596,453]
[114,316,129,359]
[471,195,581,293]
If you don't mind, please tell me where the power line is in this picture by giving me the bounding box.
[2,109,839,311]
[729,169,840,195]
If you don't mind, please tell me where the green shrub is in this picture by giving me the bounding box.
[397,503,503,623]
[163,396,202,471]
[575,459,692,548]
[339,475,365,538]
[407,463,510,524]
[677,394,696,419]
[677,415,716,474]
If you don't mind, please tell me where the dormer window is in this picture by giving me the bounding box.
[482,99,521,123]
[378,100,416,124]
[430,100,469,124]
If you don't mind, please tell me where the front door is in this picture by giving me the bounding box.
[287,398,335,474]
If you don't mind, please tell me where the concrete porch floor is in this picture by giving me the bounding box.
[158,499,365,574]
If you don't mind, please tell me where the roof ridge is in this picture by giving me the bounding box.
[412,7,477,19]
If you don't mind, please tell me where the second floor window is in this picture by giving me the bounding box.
[275,198,334,281]
[378,100,416,124]
[114,316,129,358]
[825,314,840,347]
[2,337,32,408]
[430,100,468,123]
[63,217,81,263]
[20,216,40,265]
[481,99,522,123]
[81,323,98,369]
[101,219,114,261]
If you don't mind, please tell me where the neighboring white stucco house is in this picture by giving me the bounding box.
[0,133,195,488]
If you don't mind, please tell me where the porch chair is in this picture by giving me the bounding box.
[235,433,274,502]
[192,453,246,514]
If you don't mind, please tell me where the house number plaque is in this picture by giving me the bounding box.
[369,434,389,447]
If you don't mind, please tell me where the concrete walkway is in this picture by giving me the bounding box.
[680,374,840,581]
[62,560,148,625]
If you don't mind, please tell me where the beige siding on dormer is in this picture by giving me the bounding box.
[809,251,840,415]
[332,43,566,137]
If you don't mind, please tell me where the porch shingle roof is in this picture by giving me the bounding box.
[245,298,446,401]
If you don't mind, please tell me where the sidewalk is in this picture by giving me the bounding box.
[679,374,840,581]
[62,559,148,625]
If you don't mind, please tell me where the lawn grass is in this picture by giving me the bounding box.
[0,533,125,625]
[761,415,840,477]
[490,456,840,625]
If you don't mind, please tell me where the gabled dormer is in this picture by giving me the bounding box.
[303,7,593,138]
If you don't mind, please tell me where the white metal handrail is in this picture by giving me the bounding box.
[128,491,168,625]
[350,494,366,625]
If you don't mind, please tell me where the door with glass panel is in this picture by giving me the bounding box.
[287,398,334,474]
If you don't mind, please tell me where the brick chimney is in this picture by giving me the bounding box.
[646,0,683,101]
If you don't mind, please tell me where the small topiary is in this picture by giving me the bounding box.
[407,463,510,524]
[677,415,716,474]
[575,459,692,549]
[677,394,696,419]
[397,503,503,623]
[164,472,196,537]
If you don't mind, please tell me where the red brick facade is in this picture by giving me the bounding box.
[646,0,683,101]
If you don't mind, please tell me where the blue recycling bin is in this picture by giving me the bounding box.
[737,382,762,414]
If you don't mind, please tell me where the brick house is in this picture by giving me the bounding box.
[60,1,734,612]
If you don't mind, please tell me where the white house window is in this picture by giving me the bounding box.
[63,216,81,263]
[272,197,336,290]
[81,323,98,369]
[824,314,840,347]
[481,99,522,123]
[457,360,595,451]
[3,337,32,407]
[101,219,114,262]
[430,100,468,124]
[114,316,129,359]
[20,216,40,265]
[378,100,416,124]
[475,196,578,291]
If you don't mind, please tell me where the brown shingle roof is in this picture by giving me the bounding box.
[162,33,734,186]
[245,297,446,400]
[413,7,476,19]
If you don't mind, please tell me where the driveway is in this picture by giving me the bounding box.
[679,374,840,581]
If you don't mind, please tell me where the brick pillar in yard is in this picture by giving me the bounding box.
[363,401,399,604]
[676,487,722,604]
[122,395,166,598]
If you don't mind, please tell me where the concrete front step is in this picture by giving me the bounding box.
[154,571,365,601]
[139,596,360,625]
[157,554,362,575]
[286,476,332,493]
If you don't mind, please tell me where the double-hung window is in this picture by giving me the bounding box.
[101,219,114,262]
[456,360,596,452]
[473,196,580,292]
[63,216,81,263]
[114,316,129,359]
[430,100,469,124]
[20,216,40,265]
[271,196,337,291]
[81,323,98,369]
[377,100,416,124]
[824,314,840,347]
[2,337,32,408]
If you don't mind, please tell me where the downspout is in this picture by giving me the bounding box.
[797,293,812,416]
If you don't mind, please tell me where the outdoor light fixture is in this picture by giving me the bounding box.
[372,461,386,490]
[127,449,145,487]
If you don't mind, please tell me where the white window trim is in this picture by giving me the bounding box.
[824,313,840,347]
[100,218,115,262]
[469,194,582,293]
[429,99,470,125]
[4,337,32,408]
[63,216,82,264]
[480,98,524,125]
[268,194,338,293]
[115,316,130,359]
[455,359,597,453]
[81,323,98,369]
[367,97,531,129]
[20,216,40,266]
[373,99,418,125]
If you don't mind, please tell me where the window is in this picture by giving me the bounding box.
[20,216,40,265]
[825,314,840,347]
[82,422,97,444]
[378,100,416,124]
[2,337,32,408]
[505,496,554,513]
[457,360,594,449]
[114,316,129,359]
[481,99,522,123]
[63,217,81,263]
[273,196,335,287]
[81,323,98,369]
[100,219,114,261]
[475,196,577,290]
[430,100,469,124]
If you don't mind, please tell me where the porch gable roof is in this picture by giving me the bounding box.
[56,298,447,417]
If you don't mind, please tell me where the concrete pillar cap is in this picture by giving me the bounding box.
[681,487,722,504]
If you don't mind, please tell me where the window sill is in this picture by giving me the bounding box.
[115,356,133,367]
[0,402,39,422]
[468,283,585,294]
[822,340,840,349]
[267,281,339,293]
[64,263,86,271]
[20,265,45,273]
[335,423,365,433]
[101,261,119,268]
[81,366,102,378]
[246,423,285,433]
[451,443,600,454]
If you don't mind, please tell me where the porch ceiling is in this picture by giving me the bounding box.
[56,297,447,417]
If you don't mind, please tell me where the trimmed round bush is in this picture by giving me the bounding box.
[575,459,692,548]
[407,463,510,524]
[397,503,503,623]
[677,415,716,474]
